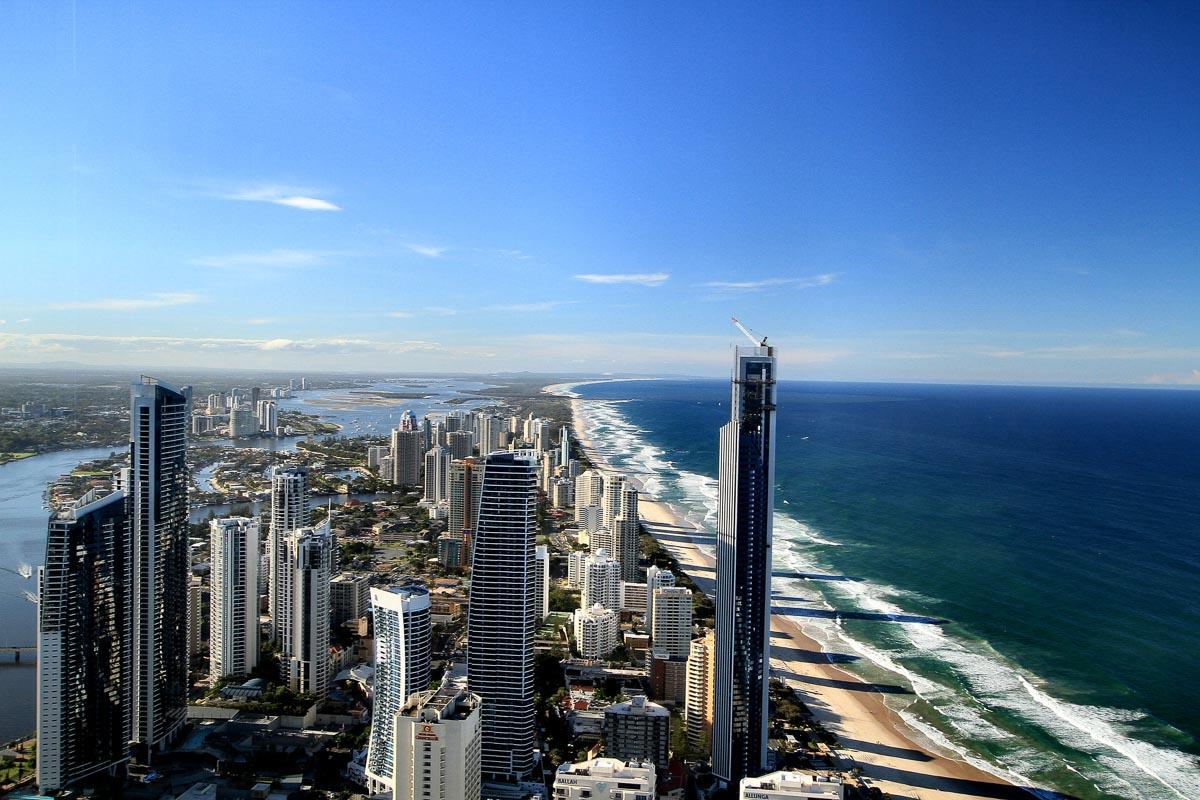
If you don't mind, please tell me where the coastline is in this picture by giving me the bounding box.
[553,382,1042,800]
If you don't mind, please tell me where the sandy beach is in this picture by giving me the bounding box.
[555,385,1044,800]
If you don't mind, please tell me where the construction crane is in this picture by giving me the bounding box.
[731,317,768,347]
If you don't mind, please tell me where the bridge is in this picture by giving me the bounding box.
[0,646,35,663]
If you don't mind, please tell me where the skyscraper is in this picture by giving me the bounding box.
[575,469,604,523]
[712,342,777,785]
[533,544,550,622]
[38,490,132,792]
[686,630,716,756]
[448,457,483,540]
[366,584,432,793]
[268,465,308,641]
[478,413,504,457]
[209,517,260,680]
[602,475,641,581]
[645,565,676,634]
[283,520,335,697]
[423,444,451,504]
[446,429,474,460]
[391,428,423,486]
[581,547,622,612]
[130,376,191,754]
[466,451,538,781]
[650,585,693,659]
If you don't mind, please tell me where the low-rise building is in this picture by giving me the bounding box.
[553,757,655,800]
[739,771,845,799]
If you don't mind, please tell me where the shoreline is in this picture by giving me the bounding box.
[556,383,1043,800]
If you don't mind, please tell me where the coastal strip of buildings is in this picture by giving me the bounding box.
[34,340,853,800]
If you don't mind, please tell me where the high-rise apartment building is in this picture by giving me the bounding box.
[567,549,588,589]
[130,376,191,753]
[603,695,670,769]
[268,465,308,641]
[581,548,622,612]
[391,428,423,486]
[209,517,260,680]
[713,342,777,785]
[38,490,132,792]
[575,470,604,523]
[330,572,370,626]
[257,399,278,434]
[423,445,451,503]
[466,451,538,780]
[447,457,483,541]
[187,574,204,665]
[446,429,474,460]
[645,566,675,634]
[283,520,335,697]
[392,685,483,800]
[602,476,641,581]
[650,585,692,659]
[573,604,619,659]
[686,630,716,756]
[533,544,550,622]
[366,585,432,793]
[533,419,552,452]
[478,414,504,457]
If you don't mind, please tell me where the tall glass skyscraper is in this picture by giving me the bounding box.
[268,465,308,642]
[712,344,776,785]
[129,376,191,755]
[283,520,335,697]
[466,451,539,781]
[37,490,132,792]
[365,584,432,793]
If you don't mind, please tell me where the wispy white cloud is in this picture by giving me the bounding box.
[0,331,438,357]
[484,300,574,313]
[496,249,532,260]
[387,311,414,319]
[404,243,448,258]
[222,184,340,211]
[425,306,458,316]
[192,249,329,269]
[247,318,274,326]
[574,272,669,287]
[701,273,839,292]
[46,292,202,311]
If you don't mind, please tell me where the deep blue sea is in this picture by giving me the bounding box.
[570,379,1200,800]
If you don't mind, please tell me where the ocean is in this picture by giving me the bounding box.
[568,379,1200,800]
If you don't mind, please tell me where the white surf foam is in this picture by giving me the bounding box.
[569,385,1200,799]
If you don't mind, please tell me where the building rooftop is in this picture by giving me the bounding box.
[605,694,668,717]
[400,683,480,723]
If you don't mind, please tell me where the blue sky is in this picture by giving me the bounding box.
[1,2,1198,383]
